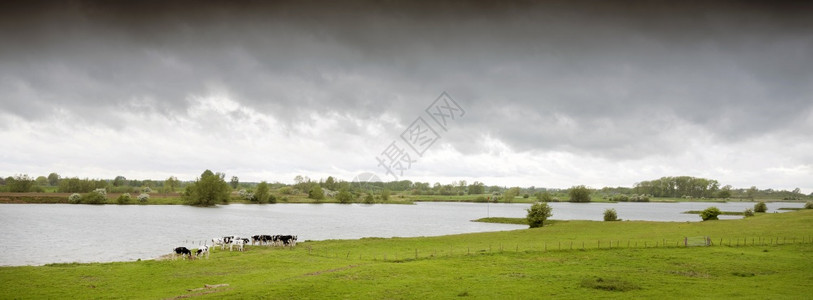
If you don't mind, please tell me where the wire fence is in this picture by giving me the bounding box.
[300,235,813,262]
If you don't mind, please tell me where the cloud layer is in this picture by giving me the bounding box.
[1,1,811,192]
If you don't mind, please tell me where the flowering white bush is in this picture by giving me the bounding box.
[68,193,82,203]
[137,193,150,203]
[238,189,255,201]
[93,188,107,196]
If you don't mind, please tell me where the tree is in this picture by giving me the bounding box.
[467,181,485,195]
[184,170,231,206]
[603,208,619,221]
[502,187,520,203]
[113,176,127,187]
[255,181,270,203]
[746,186,758,199]
[754,201,767,213]
[230,176,239,189]
[35,176,48,186]
[716,185,732,199]
[294,175,304,185]
[363,193,374,204]
[700,207,721,221]
[325,176,336,190]
[336,188,352,204]
[47,173,60,186]
[526,202,553,228]
[309,185,325,201]
[381,189,391,201]
[164,176,180,193]
[536,192,553,202]
[569,185,591,203]
[7,174,35,192]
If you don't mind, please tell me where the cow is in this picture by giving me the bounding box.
[230,238,245,252]
[212,238,225,248]
[221,236,235,250]
[196,245,210,258]
[260,235,273,246]
[174,247,192,259]
[251,235,261,245]
[278,235,297,247]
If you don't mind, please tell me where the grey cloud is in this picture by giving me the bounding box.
[1,1,812,161]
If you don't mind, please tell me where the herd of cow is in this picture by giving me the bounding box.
[172,234,298,260]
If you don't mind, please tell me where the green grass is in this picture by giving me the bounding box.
[683,210,745,216]
[471,217,528,225]
[1,210,811,299]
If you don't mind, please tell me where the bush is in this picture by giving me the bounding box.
[116,193,131,204]
[363,194,374,204]
[700,207,721,221]
[569,185,591,202]
[805,201,813,209]
[138,193,150,203]
[743,208,754,217]
[93,188,107,197]
[336,188,353,204]
[68,193,82,204]
[611,195,629,202]
[603,208,619,221]
[255,181,270,203]
[536,192,553,202]
[183,170,230,206]
[309,185,325,201]
[381,189,390,201]
[754,201,767,213]
[279,186,294,195]
[523,193,529,199]
[474,196,487,202]
[238,189,255,201]
[83,190,107,204]
[526,202,553,228]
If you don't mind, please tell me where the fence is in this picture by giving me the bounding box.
[300,235,813,262]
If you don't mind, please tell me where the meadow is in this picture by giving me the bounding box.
[1,210,810,299]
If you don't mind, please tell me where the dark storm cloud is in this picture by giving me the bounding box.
[1,1,811,158]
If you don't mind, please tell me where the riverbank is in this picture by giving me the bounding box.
[1,210,810,299]
[1,192,806,205]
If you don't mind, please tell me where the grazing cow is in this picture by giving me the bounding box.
[260,235,273,246]
[278,235,297,247]
[251,235,261,245]
[212,238,224,248]
[230,238,245,252]
[174,247,192,259]
[196,245,210,258]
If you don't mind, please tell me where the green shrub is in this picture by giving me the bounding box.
[183,170,230,206]
[83,191,107,204]
[336,188,352,204]
[474,196,487,202]
[526,202,553,228]
[700,207,721,221]
[603,208,619,221]
[568,185,591,203]
[805,201,813,209]
[381,189,390,201]
[743,208,754,217]
[611,195,629,202]
[309,185,325,201]
[754,201,767,213]
[116,193,131,204]
[68,193,82,204]
[523,193,529,199]
[536,192,553,202]
[363,194,374,204]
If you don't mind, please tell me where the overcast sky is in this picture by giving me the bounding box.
[1,1,811,193]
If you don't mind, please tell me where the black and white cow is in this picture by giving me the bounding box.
[278,235,298,247]
[231,238,245,252]
[196,245,210,258]
[174,247,192,259]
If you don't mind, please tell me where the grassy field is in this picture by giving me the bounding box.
[1,210,811,299]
